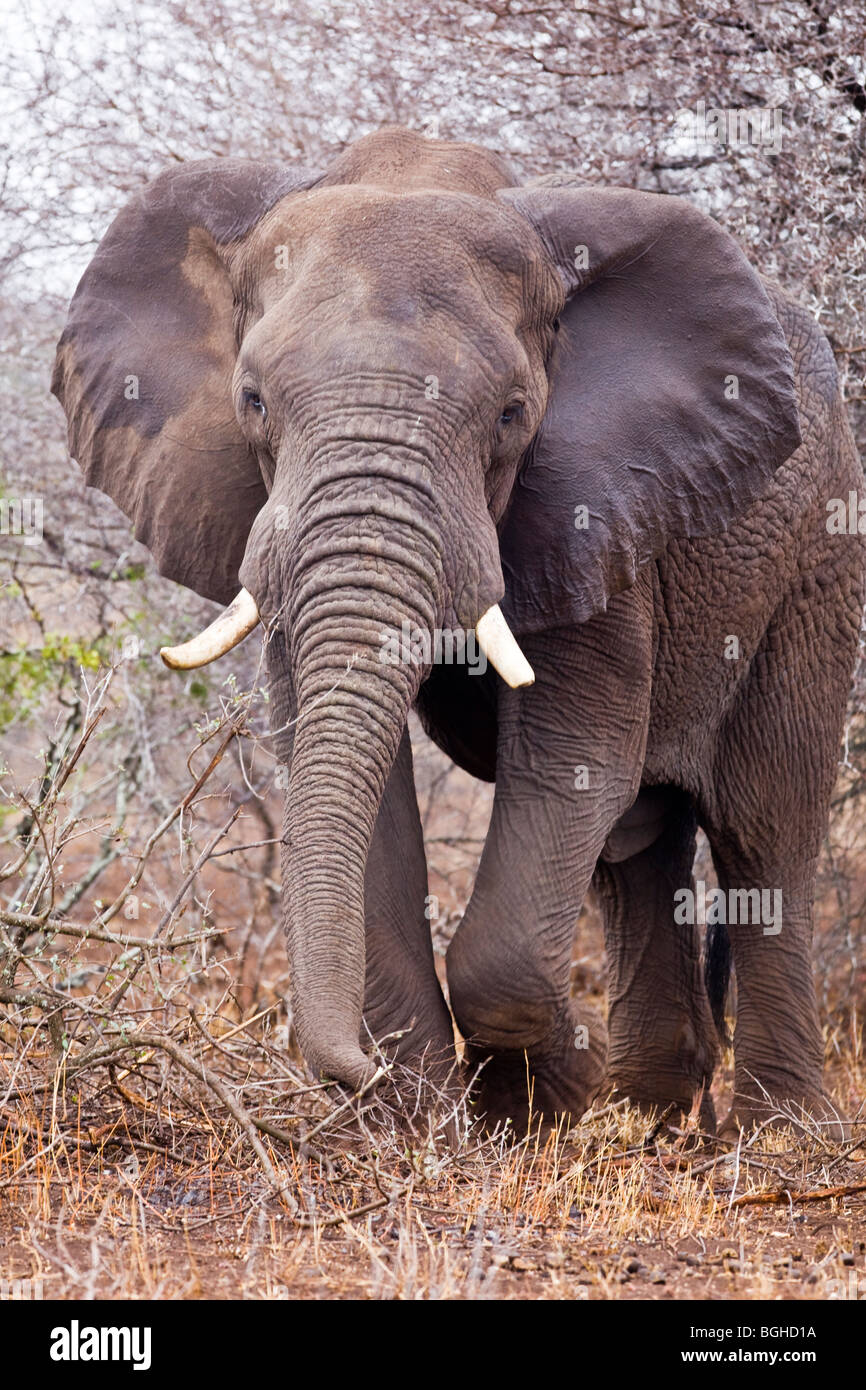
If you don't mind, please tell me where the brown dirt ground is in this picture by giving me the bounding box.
[2,1032,864,1301]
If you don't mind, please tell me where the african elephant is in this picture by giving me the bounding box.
[52,126,864,1135]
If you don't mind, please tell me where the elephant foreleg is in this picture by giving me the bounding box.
[446,586,654,1133]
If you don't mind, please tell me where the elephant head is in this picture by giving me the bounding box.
[52,128,800,1093]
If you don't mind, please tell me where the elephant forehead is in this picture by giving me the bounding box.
[242,186,553,308]
[242,290,527,405]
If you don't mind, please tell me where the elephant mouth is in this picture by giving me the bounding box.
[160,588,535,688]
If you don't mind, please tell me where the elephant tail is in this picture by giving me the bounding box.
[704,918,732,1046]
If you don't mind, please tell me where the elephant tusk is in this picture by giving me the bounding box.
[475,604,535,688]
[160,588,261,670]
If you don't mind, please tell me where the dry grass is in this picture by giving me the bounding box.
[0,656,864,1301]
[2,1004,865,1300]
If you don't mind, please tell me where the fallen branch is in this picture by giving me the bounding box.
[729,1180,866,1208]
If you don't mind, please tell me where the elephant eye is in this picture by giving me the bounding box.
[498,402,524,428]
[242,387,267,419]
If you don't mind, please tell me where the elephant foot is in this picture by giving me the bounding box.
[322,1044,464,1152]
[719,1085,847,1142]
[605,1008,720,1136]
[688,1086,717,1136]
[607,1082,717,1138]
[465,1003,607,1136]
[372,1043,463,1133]
[396,1048,466,1133]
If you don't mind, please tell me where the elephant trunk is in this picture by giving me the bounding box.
[282,637,425,1087]
[272,482,445,1089]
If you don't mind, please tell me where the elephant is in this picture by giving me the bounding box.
[51,126,865,1136]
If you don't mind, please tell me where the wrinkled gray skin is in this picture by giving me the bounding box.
[52,128,865,1135]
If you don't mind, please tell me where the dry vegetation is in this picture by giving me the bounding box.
[1,647,864,1300]
[1,0,865,1300]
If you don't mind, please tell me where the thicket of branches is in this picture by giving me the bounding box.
[2,2,863,440]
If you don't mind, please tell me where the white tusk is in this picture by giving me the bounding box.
[475,604,535,688]
[160,588,260,670]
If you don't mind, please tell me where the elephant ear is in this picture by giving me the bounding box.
[52,159,320,604]
[497,183,802,633]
